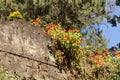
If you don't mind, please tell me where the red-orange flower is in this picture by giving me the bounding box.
[103,54,108,59]
[36,18,41,23]
[56,50,61,53]
[47,23,56,29]
[68,29,79,33]
[59,56,66,60]
[102,51,109,58]
[33,18,41,24]
[96,62,103,66]
[73,29,79,33]
[93,55,101,60]
[102,52,106,56]
[103,50,109,55]
[33,20,37,24]
[63,37,67,42]
[68,29,73,33]
[114,51,119,56]
[105,50,110,55]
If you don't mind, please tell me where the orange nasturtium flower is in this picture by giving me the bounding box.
[59,56,66,60]
[63,37,67,42]
[47,23,56,29]
[114,51,119,56]
[96,62,103,66]
[56,50,61,53]
[93,55,101,60]
[33,18,41,24]
[102,50,109,58]
[33,20,37,24]
[73,29,79,33]
[36,18,41,23]
[68,29,73,33]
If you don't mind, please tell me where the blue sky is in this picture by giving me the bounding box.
[100,5,120,48]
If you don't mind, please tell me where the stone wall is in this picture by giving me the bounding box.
[0,20,66,80]
[0,19,49,59]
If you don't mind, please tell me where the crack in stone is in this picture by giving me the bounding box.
[0,50,57,68]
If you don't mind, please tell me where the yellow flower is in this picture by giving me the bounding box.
[8,11,23,20]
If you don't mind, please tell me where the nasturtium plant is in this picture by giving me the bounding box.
[32,17,42,27]
[31,18,120,79]
[42,22,120,79]
[45,23,89,68]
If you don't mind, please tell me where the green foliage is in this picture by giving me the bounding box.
[44,23,120,80]
[0,68,38,80]
[46,23,85,68]
[0,0,106,28]
[0,68,21,80]
[0,68,6,80]
[47,0,106,29]
[82,25,108,50]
